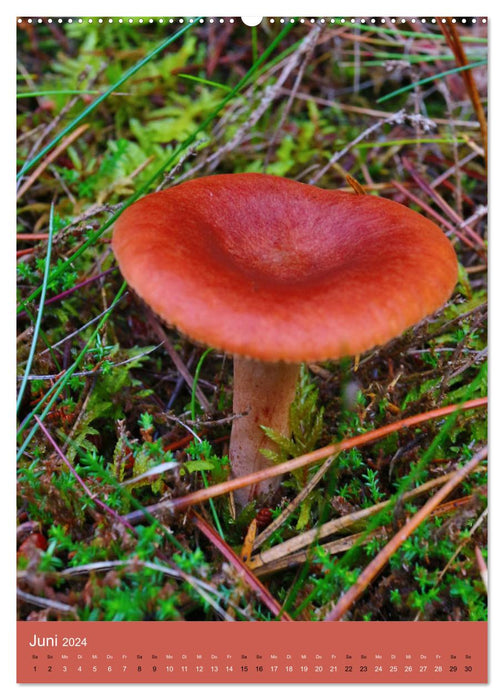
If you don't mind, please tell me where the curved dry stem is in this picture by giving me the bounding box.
[123,397,487,524]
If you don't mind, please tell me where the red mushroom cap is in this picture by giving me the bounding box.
[112,173,458,362]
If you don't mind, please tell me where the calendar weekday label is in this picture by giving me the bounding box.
[17,621,487,683]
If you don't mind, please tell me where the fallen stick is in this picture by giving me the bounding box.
[324,445,488,621]
[124,397,487,525]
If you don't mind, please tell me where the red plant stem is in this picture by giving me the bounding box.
[17,267,118,320]
[17,233,50,240]
[33,415,136,533]
[441,178,475,209]
[393,179,482,255]
[124,397,487,524]
[164,434,195,452]
[43,266,119,306]
[192,512,292,621]
[324,444,488,621]
[392,180,454,230]
[402,157,486,250]
[17,247,36,258]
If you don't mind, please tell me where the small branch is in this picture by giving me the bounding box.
[250,469,470,569]
[263,26,321,169]
[252,530,383,578]
[17,267,119,322]
[192,512,292,621]
[17,123,90,200]
[36,292,127,356]
[179,26,322,182]
[324,445,488,621]
[276,88,481,128]
[309,109,406,185]
[148,313,210,412]
[17,343,163,381]
[124,397,487,524]
[402,157,486,250]
[254,495,476,578]
[56,558,241,622]
[253,453,340,551]
[17,588,77,616]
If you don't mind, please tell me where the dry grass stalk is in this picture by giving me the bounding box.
[324,444,488,621]
[124,397,487,524]
[192,511,292,621]
[17,123,90,200]
[253,453,340,551]
[437,17,487,164]
[252,530,384,578]
[249,469,471,569]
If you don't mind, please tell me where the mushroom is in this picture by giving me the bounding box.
[112,173,458,508]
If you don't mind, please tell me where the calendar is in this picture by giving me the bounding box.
[17,621,487,683]
[16,12,488,687]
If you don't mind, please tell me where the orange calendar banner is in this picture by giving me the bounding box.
[17,621,487,683]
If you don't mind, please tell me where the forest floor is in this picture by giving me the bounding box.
[16,16,487,622]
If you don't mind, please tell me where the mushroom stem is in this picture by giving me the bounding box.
[230,356,300,509]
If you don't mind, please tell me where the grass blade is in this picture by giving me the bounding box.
[16,282,127,459]
[17,18,201,182]
[16,203,54,413]
[377,59,487,103]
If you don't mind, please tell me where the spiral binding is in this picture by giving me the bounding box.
[17,17,488,26]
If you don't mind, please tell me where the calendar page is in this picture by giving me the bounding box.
[16,12,488,685]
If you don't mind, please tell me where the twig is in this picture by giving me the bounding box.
[402,156,486,250]
[252,530,383,578]
[276,88,481,128]
[393,178,474,249]
[253,453,340,551]
[444,205,488,238]
[249,469,468,569]
[445,347,487,383]
[155,139,207,191]
[148,313,210,412]
[309,109,406,185]
[59,558,241,621]
[254,494,478,578]
[17,123,90,200]
[437,17,487,164]
[180,26,322,181]
[17,265,119,323]
[405,301,487,349]
[17,233,50,240]
[192,512,292,621]
[263,26,321,169]
[37,292,128,356]
[430,151,480,188]
[124,397,487,524]
[17,344,163,380]
[17,588,77,616]
[324,445,488,621]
